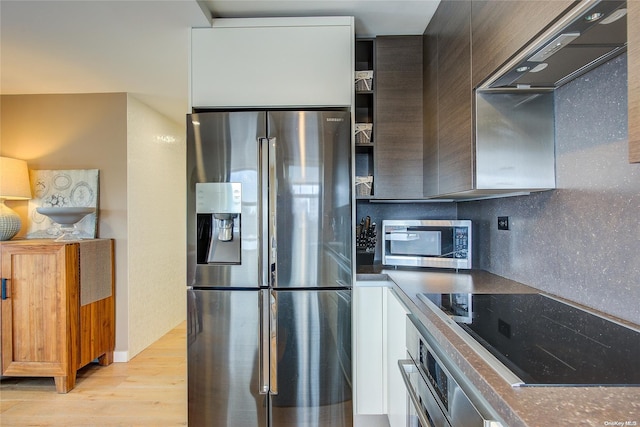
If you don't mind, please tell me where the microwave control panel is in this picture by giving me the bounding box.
[453,227,469,259]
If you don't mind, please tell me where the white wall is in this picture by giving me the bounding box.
[1,93,187,360]
[1,93,131,353]
[126,95,186,358]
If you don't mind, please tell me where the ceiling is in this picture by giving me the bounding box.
[1,1,439,124]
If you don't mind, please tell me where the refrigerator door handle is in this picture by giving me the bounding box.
[269,290,279,395]
[267,137,278,287]
[258,290,270,394]
[260,137,270,288]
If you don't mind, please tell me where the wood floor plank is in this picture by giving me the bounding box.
[1,322,187,426]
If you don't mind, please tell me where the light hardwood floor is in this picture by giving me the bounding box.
[1,322,187,426]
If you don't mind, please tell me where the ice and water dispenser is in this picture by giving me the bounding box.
[196,183,241,264]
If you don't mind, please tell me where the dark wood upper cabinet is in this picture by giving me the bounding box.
[434,1,473,196]
[630,0,640,163]
[470,1,574,88]
[422,1,475,198]
[422,0,577,198]
[415,0,635,198]
[471,0,637,163]
[374,36,424,199]
[422,14,440,197]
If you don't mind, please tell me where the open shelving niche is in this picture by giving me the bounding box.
[355,38,375,200]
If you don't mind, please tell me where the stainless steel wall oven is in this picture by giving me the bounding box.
[399,316,503,427]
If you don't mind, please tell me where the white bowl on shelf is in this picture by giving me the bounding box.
[36,207,95,241]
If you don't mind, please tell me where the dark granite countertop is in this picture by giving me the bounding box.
[357,268,640,427]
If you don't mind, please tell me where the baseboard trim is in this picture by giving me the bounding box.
[354,414,390,427]
[113,351,129,363]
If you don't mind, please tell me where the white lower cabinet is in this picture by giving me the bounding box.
[385,287,409,427]
[355,285,386,415]
[354,282,409,427]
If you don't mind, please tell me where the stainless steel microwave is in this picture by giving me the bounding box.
[382,220,472,269]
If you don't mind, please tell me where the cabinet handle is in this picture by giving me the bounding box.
[1,278,7,300]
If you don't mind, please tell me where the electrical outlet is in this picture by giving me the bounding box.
[498,216,509,230]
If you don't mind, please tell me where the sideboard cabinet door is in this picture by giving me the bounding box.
[1,243,78,392]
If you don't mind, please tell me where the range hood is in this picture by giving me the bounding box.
[481,0,627,90]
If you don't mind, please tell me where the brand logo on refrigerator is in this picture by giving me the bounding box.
[326,118,344,122]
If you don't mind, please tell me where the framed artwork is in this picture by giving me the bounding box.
[26,169,99,239]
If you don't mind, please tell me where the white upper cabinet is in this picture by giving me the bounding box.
[191,17,354,108]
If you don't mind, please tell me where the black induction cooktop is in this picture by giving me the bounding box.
[420,293,640,386]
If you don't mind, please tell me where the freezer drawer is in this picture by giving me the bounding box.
[188,289,267,427]
[270,289,352,427]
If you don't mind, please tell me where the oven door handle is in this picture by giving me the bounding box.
[398,359,436,427]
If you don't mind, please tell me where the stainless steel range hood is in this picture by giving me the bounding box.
[481,0,627,90]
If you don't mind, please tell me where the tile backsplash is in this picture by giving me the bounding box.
[458,54,640,325]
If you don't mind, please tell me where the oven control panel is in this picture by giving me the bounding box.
[406,315,504,427]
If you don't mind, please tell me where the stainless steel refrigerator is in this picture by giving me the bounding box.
[186,110,353,427]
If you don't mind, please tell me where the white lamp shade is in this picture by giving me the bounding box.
[0,156,32,200]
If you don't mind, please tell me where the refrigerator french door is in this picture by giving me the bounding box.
[186,110,353,427]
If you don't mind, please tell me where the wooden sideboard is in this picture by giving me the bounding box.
[1,239,114,393]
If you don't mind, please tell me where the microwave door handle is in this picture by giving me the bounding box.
[387,232,419,241]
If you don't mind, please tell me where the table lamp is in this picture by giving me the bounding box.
[0,156,32,241]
